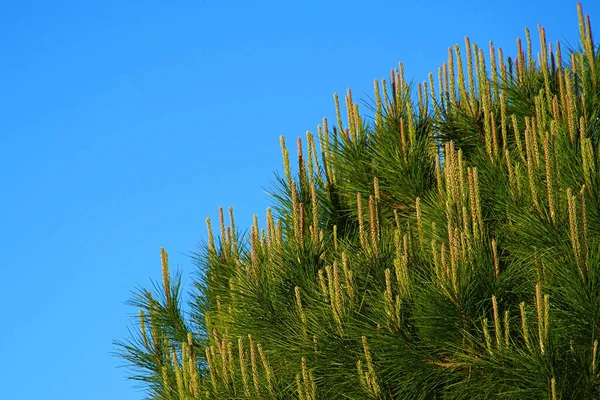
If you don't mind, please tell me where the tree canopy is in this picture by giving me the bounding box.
[117,4,600,398]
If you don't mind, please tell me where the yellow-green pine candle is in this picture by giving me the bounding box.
[161,366,172,400]
[310,178,318,240]
[218,334,229,387]
[417,82,425,116]
[333,261,343,319]
[579,187,589,275]
[368,196,378,257]
[491,239,499,279]
[218,207,227,256]
[504,310,510,349]
[489,41,498,101]
[520,302,531,351]
[567,188,583,274]
[296,374,305,400]
[465,37,475,112]
[482,318,492,352]
[543,133,556,225]
[345,88,355,140]
[297,137,307,191]
[295,286,307,327]
[257,344,274,394]
[160,248,171,307]
[226,340,236,392]
[382,78,389,113]
[525,28,533,73]
[206,217,215,256]
[238,337,251,398]
[334,93,342,134]
[500,92,508,153]
[172,351,186,399]
[301,357,311,400]
[341,252,354,300]
[454,44,467,108]
[428,72,438,115]
[208,345,219,390]
[361,336,380,397]
[544,294,550,349]
[228,207,238,257]
[374,79,382,128]
[492,295,501,347]
[280,136,292,188]
[448,47,456,105]
[318,268,328,299]
[535,282,545,354]
[498,47,507,88]
[248,334,260,395]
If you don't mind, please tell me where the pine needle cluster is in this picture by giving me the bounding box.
[116,4,600,398]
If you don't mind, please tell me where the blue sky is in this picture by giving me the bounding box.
[1,1,598,399]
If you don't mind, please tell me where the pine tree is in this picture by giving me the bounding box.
[117,4,600,398]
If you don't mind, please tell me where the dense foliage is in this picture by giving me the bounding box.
[117,4,600,398]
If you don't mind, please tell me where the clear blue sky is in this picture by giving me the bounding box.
[1,1,598,399]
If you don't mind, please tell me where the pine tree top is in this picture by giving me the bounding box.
[117,4,600,398]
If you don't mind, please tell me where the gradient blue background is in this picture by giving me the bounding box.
[1,1,598,398]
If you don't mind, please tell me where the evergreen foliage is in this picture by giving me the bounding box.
[116,4,600,398]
